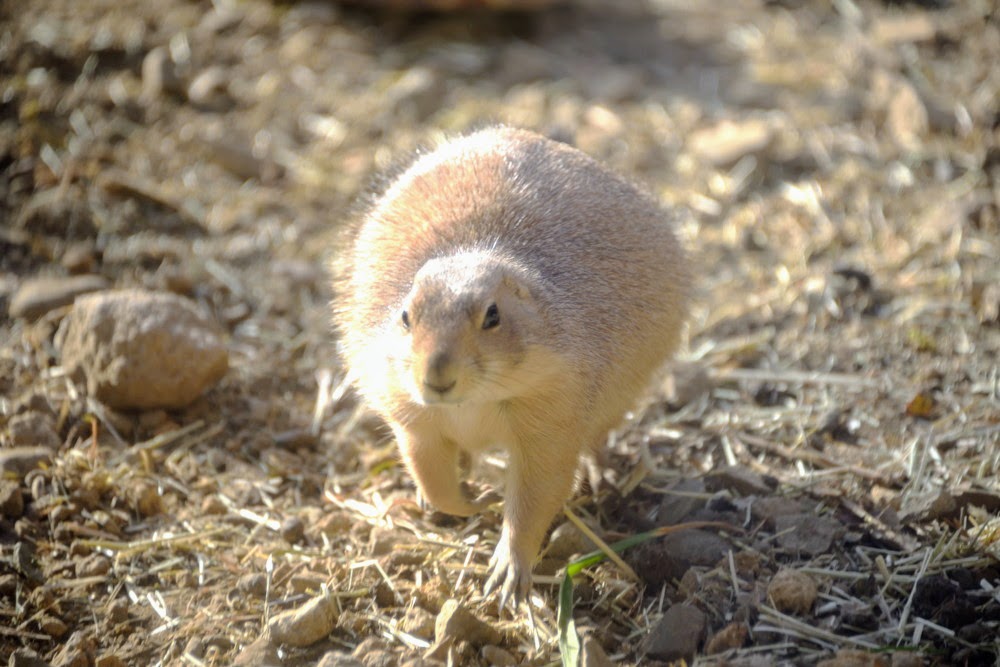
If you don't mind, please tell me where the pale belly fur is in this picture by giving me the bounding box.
[432,401,515,455]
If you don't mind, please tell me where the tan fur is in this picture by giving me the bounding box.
[333,127,691,605]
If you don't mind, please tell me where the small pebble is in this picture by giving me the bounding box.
[187,66,232,110]
[75,554,112,579]
[281,516,305,544]
[641,604,707,662]
[141,46,182,100]
[768,568,818,616]
[434,599,501,646]
[268,593,338,647]
[0,481,25,519]
[37,614,69,639]
[400,607,435,640]
[200,495,227,515]
[237,573,268,598]
[480,646,517,666]
[107,599,129,625]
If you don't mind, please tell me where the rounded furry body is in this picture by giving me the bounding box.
[334,127,691,604]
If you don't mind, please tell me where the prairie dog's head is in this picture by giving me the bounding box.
[392,252,545,406]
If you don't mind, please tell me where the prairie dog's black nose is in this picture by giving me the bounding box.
[428,350,451,377]
[423,379,456,395]
[424,350,456,393]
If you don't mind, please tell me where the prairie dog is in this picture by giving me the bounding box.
[334,127,690,605]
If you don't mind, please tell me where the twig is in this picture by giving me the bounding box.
[739,432,898,487]
[758,604,880,649]
[710,367,881,389]
[562,506,639,583]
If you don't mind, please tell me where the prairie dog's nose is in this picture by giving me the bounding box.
[423,350,456,394]
[423,379,456,395]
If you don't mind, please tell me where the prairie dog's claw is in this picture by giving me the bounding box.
[472,486,502,508]
[484,533,531,609]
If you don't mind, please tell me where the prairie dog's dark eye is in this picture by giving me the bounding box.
[401,310,410,330]
[482,303,500,330]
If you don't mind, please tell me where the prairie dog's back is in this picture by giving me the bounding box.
[341,128,690,385]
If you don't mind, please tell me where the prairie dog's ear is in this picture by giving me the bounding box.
[502,273,531,300]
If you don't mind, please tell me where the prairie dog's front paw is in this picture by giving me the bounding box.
[468,484,501,509]
[416,483,482,517]
[483,529,531,609]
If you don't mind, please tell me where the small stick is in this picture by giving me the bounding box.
[739,432,897,487]
[563,506,639,582]
[711,366,880,389]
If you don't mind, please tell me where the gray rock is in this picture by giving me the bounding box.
[56,289,228,410]
[775,513,844,556]
[9,274,108,321]
[641,604,706,662]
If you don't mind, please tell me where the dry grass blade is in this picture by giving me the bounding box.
[75,527,232,556]
[757,605,881,650]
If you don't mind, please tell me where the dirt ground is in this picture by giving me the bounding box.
[1,0,998,665]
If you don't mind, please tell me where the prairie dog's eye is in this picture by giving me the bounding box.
[401,309,410,330]
[482,303,500,330]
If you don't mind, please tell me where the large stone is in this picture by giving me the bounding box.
[56,289,228,410]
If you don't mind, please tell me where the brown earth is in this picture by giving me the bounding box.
[1,0,998,665]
